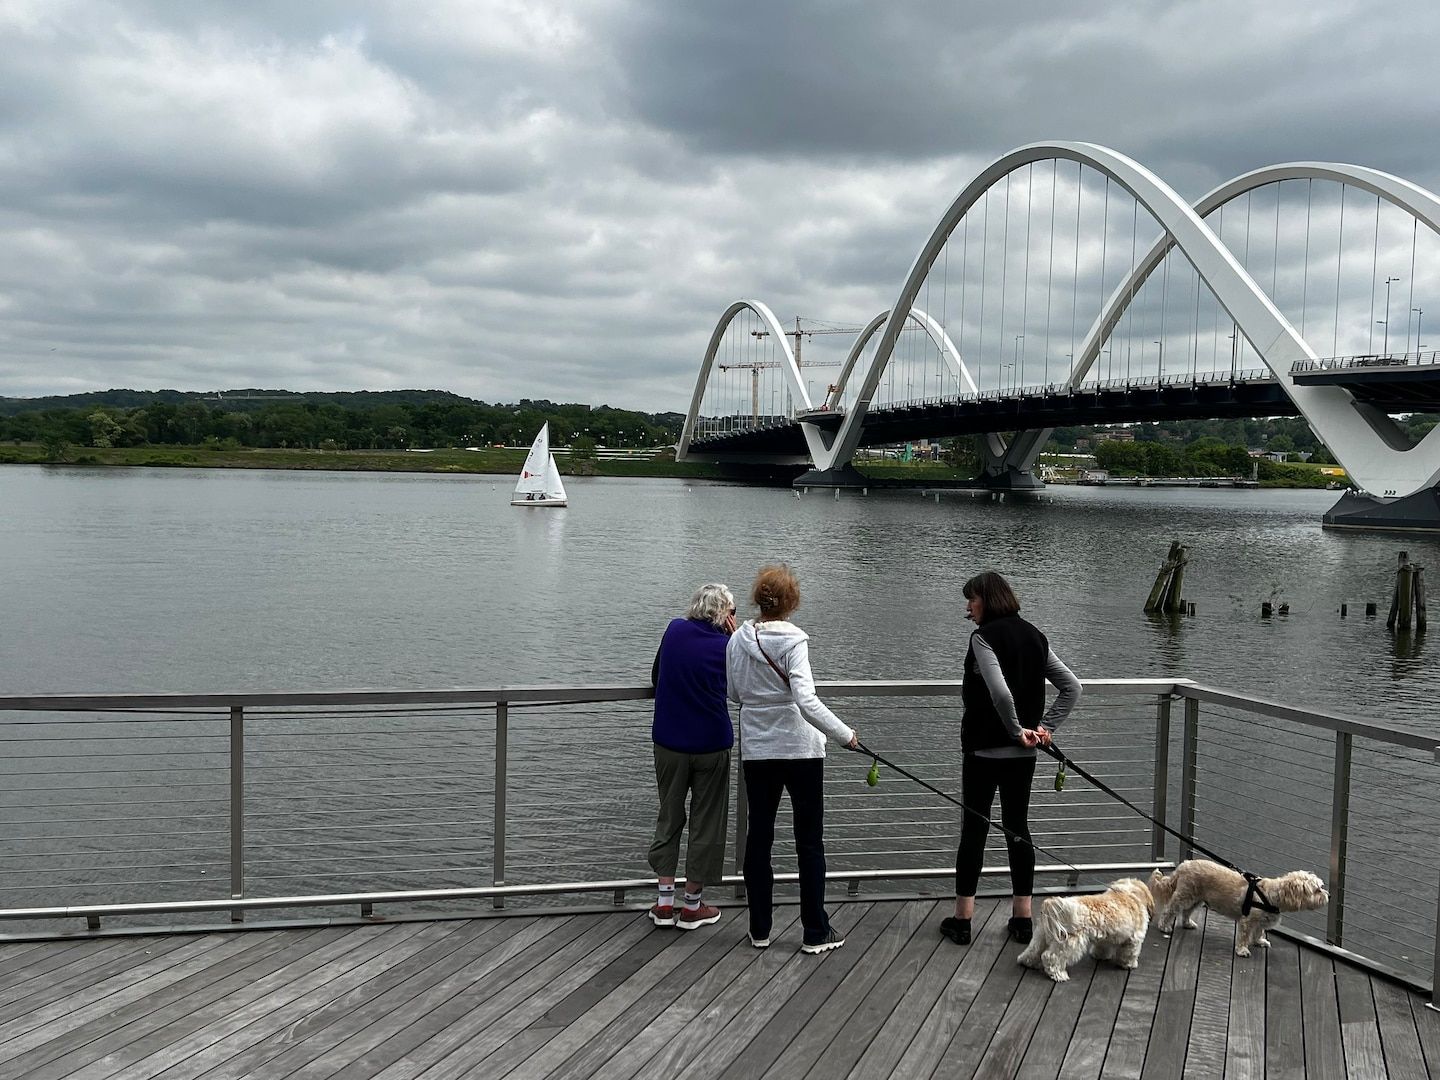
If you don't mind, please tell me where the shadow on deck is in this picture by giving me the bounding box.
[0,896,1434,1079]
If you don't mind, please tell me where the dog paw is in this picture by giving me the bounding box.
[1048,970,1070,983]
[1258,938,1271,949]
[1182,918,1198,929]
[1235,946,1251,957]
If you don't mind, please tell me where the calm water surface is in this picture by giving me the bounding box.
[1,465,1436,722]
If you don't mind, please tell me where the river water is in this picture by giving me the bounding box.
[2,465,1436,716]
[0,466,1436,971]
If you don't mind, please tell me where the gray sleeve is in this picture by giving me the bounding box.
[972,635,1024,742]
[1040,648,1082,731]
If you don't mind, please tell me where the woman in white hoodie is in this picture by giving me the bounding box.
[727,564,858,954]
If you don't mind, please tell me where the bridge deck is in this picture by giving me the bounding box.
[0,897,1433,1079]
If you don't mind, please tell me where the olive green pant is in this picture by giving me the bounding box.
[648,745,731,886]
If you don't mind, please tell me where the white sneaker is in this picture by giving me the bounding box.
[749,932,770,949]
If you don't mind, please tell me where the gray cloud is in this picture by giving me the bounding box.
[1,0,1439,410]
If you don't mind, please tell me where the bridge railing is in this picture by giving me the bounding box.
[0,680,1434,995]
[1291,350,1440,373]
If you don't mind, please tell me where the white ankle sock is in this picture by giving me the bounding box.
[658,884,675,908]
[683,890,702,912]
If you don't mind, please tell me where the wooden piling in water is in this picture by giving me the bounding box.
[1387,551,1426,633]
[1144,541,1190,614]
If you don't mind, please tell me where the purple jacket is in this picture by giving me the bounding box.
[651,617,733,753]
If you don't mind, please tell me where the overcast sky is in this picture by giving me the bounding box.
[2,0,1438,412]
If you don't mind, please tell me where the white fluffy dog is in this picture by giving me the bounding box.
[1017,878,1154,983]
[1149,860,1328,957]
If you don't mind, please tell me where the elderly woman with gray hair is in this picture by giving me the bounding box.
[647,582,737,930]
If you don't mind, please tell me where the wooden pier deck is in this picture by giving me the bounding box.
[0,897,1433,1079]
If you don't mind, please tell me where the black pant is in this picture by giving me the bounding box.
[955,753,1036,897]
[742,758,831,943]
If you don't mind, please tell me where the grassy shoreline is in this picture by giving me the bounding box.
[0,444,1345,487]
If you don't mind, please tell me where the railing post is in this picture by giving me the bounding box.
[1328,731,1352,946]
[732,741,748,902]
[1178,697,1199,862]
[1431,863,1440,1010]
[1151,696,1172,861]
[230,705,245,922]
[493,701,508,910]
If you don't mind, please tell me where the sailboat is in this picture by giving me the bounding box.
[511,423,568,507]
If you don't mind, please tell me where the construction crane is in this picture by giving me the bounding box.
[717,317,858,424]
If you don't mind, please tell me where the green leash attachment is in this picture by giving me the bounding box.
[866,757,881,787]
[1054,763,1067,791]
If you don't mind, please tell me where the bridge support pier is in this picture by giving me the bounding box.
[792,464,872,489]
[1322,488,1440,532]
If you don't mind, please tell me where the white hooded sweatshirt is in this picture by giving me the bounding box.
[726,619,854,760]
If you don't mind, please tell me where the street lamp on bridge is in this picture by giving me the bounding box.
[1413,307,1425,354]
[1154,340,1164,381]
[1013,335,1024,391]
[1381,276,1402,355]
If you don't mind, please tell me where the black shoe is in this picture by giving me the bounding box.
[939,917,971,945]
[1008,917,1033,944]
[801,927,845,954]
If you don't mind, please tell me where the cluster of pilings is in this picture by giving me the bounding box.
[1387,551,1428,632]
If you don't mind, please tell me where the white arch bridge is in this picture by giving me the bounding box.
[678,143,1440,530]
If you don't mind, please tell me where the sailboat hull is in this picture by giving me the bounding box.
[510,497,568,507]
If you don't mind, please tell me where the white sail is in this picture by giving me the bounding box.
[544,455,568,502]
[513,424,550,497]
[511,423,568,506]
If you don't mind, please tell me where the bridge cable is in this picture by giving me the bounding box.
[1334,185,1345,357]
[1020,162,1033,389]
[1044,158,1057,386]
[1098,174,1110,382]
[1408,216,1418,353]
[1302,179,1312,341]
[1369,193,1379,353]
[1069,161,1081,375]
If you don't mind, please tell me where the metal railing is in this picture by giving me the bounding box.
[0,679,1435,995]
[1292,350,1440,373]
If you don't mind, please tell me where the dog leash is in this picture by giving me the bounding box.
[847,740,1085,876]
[1035,742,1280,916]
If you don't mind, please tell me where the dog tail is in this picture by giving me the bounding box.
[1037,897,1070,941]
[1148,868,1175,905]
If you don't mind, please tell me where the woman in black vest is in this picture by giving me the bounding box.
[940,571,1081,946]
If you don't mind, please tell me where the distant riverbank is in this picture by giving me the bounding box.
[0,443,1345,487]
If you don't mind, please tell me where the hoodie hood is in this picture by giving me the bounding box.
[736,619,808,663]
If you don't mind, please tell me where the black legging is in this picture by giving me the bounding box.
[954,753,1036,897]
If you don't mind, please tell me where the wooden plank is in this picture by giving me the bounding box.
[1,929,343,1080]
[927,929,1030,1077]
[0,939,136,1004]
[0,940,94,985]
[845,901,1001,1080]
[1139,923,1201,1080]
[1298,944,1345,1080]
[1097,913,1171,1079]
[1334,964,1386,1079]
[1180,909,1233,1079]
[727,900,915,1079]
[1372,979,1428,1080]
[788,900,943,1079]
[0,934,222,1037]
[584,908,804,1080]
[179,918,508,1080]
[1015,964,1094,1080]
[1265,938,1306,1080]
[324,913,633,1080]
[645,903,875,1080]
[972,964,1055,1079]
[1224,922,1266,1080]
[890,900,1014,1078]
[480,915,718,1080]
[550,908,797,1080]
[60,920,438,1080]
[1409,987,1440,1076]
[1054,964,1127,1080]
[351,913,656,1080]
[617,904,872,1080]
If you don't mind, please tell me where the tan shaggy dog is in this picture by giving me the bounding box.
[1149,860,1328,957]
[1017,878,1154,983]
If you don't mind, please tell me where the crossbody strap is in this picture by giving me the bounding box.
[753,625,791,687]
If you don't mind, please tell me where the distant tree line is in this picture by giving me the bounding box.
[0,393,684,451]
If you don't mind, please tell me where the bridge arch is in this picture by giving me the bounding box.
[816,142,1440,498]
[677,299,825,462]
[1001,163,1440,476]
